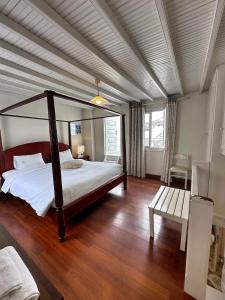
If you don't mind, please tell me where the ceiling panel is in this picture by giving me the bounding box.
[0,0,223,102]
[45,0,161,98]
[0,1,141,102]
[2,0,146,98]
[205,8,225,89]
[164,0,216,93]
[106,0,179,95]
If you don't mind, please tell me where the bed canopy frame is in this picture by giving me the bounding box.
[0,90,127,241]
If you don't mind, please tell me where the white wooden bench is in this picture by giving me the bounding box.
[149,185,190,251]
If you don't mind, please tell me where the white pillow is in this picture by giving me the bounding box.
[61,159,83,169]
[13,153,45,170]
[59,149,73,163]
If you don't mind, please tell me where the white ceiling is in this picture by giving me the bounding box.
[0,0,224,105]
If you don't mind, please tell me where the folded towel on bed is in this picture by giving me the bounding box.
[0,249,22,298]
[0,246,40,300]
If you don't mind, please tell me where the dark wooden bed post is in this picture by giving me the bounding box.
[121,114,127,190]
[0,130,5,181]
[68,122,72,151]
[46,91,65,242]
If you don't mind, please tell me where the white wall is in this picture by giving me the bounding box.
[81,109,95,160]
[81,94,209,177]
[82,104,129,163]
[145,92,209,176]
[145,149,163,176]
[175,92,208,163]
[0,92,82,154]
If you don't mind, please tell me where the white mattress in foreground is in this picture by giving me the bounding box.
[1,160,122,217]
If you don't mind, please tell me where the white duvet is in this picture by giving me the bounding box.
[1,160,122,217]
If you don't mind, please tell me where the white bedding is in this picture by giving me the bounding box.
[1,160,122,217]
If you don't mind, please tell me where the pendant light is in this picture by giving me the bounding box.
[90,79,109,105]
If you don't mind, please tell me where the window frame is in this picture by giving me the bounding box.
[103,116,121,156]
[144,109,165,151]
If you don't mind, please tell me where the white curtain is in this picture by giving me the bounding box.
[161,97,177,182]
[128,101,145,178]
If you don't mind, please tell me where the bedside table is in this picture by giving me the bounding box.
[74,155,90,161]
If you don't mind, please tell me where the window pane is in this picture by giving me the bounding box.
[145,130,150,147]
[144,113,150,147]
[145,113,150,130]
[150,110,164,149]
[104,116,121,156]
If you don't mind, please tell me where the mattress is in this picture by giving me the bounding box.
[1,160,122,217]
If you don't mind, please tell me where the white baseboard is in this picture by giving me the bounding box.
[213,214,225,227]
[206,285,225,300]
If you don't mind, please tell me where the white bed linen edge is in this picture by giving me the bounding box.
[1,161,122,217]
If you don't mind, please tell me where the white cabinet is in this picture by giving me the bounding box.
[206,65,225,218]
[184,196,213,300]
[206,68,225,157]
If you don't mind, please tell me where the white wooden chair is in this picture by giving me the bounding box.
[104,155,120,163]
[168,154,190,190]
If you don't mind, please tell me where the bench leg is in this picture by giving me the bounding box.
[149,208,154,238]
[185,173,188,190]
[180,220,188,251]
[168,171,171,186]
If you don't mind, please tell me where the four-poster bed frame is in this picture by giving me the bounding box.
[0,90,127,241]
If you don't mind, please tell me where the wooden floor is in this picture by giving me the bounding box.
[0,177,194,300]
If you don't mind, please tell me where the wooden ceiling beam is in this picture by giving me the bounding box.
[90,0,167,99]
[154,0,183,95]
[0,79,41,94]
[0,58,94,97]
[0,12,137,101]
[0,70,88,101]
[0,70,120,106]
[0,57,124,105]
[200,0,225,92]
[25,0,153,100]
[0,40,128,104]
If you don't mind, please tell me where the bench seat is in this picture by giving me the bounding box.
[149,185,190,251]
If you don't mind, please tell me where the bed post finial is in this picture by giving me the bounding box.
[46,90,66,242]
[121,114,127,190]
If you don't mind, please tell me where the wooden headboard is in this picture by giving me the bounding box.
[0,141,69,174]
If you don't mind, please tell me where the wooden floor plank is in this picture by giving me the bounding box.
[0,177,194,300]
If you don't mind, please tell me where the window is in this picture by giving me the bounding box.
[144,110,165,149]
[104,116,121,156]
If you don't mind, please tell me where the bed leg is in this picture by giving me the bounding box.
[56,208,65,242]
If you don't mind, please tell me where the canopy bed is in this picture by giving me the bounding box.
[0,90,127,242]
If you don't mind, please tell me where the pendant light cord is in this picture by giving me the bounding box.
[95,78,100,96]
